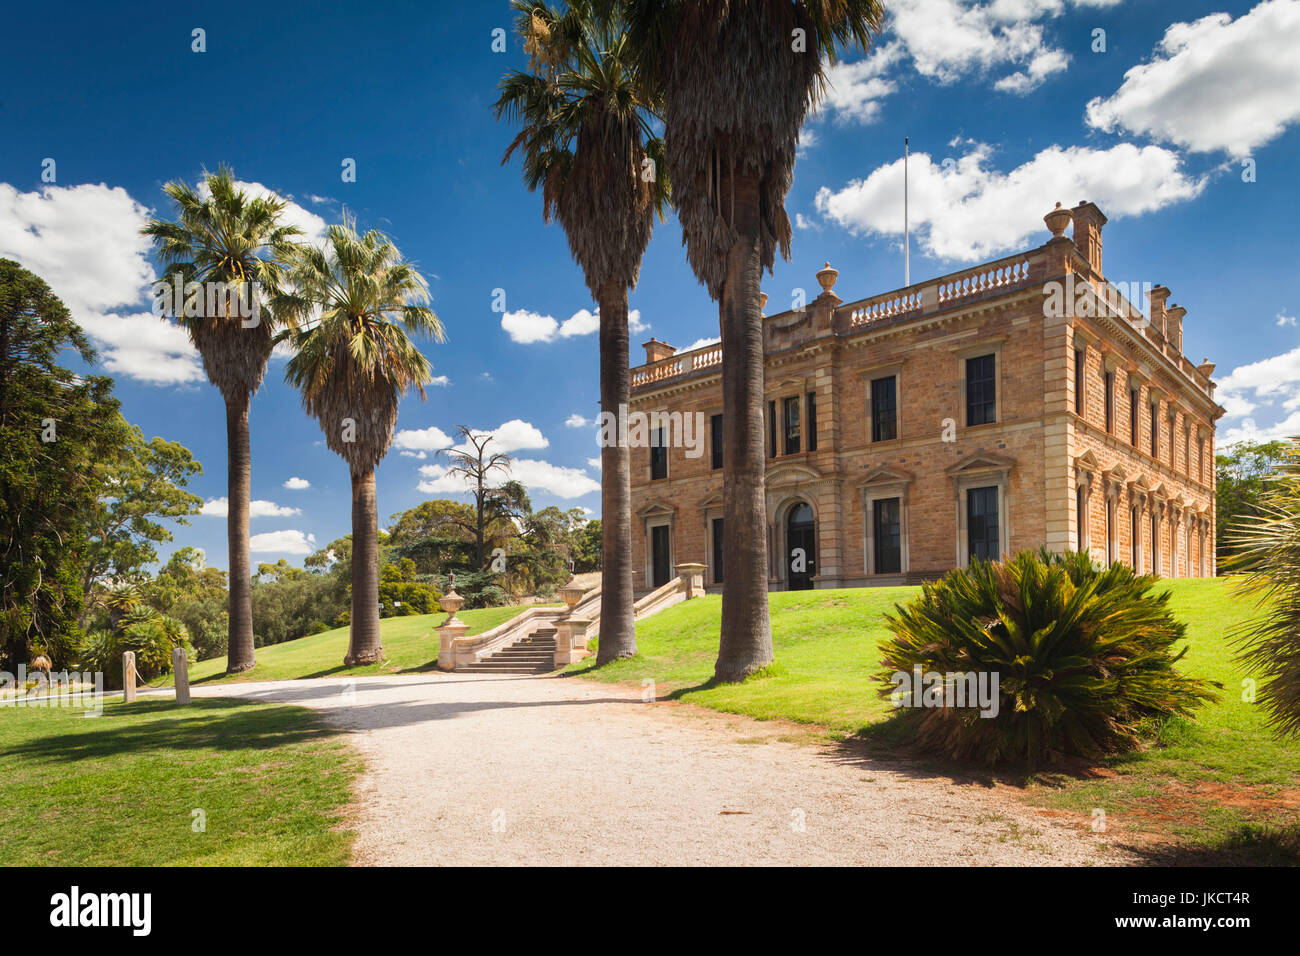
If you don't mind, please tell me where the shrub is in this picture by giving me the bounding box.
[76,609,192,688]
[877,549,1218,766]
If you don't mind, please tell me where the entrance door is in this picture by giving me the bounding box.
[786,503,816,590]
[650,525,671,588]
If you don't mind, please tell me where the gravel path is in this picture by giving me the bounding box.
[194,673,1137,866]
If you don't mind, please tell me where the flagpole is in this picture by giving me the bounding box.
[904,136,910,288]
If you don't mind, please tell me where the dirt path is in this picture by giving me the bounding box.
[195,673,1137,866]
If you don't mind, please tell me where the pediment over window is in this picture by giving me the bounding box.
[1101,463,1129,488]
[698,492,724,513]
[1128,474,1151,494]
[1151,482,1170,501]
[861,464,915,487]
[765,461,822,488]
[636,500,677,519]
[945,451,1016,478]
[1075,450,1101,473]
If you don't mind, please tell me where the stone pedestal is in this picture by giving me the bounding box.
[437,621,468,671]
[551,623,574,667]
[568,617,591,652]
[172,647,190,705]
[675,562,707,599]
[122,651,137,703]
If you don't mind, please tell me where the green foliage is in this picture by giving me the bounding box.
[250,560,346,649]
[1217,440,1290,560]
[76,607,192,689]
[876,550,1219,766]
[378,558,440,617]
[139,548,229,660]
[1226,438,1300,738]
[573,517,601,572]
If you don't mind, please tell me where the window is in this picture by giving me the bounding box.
[711,517,724,584]
[1197,437,1204,482]
[1103,371,1113,433]
[1183,425,1190,474]
[1106,501,1114,566]
[1129,388,1139,446]
[710,414,723,470]
[650,524,671,588]
[873,498,902,574]
[967,486,1000,563]
[768,400,776,459]
[1149,403,1158,457]
[649,428,667,480]
[966,354,996,426]
[1131,506,1140,569]
[1074,348,1085,415]
[1077,485,1087,551]
[783,396,801,455]
[871,376,898,442]
[1168,415,1176,463]
[1151,512,1160,575]
[807,392,818,452]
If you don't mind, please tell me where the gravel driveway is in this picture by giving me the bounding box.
[195,673,1137,866]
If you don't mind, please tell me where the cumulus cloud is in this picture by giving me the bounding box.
[502,307,647,344]
[1216,343,1300,445]
[1278,314,1298,328]
[566,413,594,428]
[249,530,317,555]
[456,419,549,454]
[201,498,302,518]
[283,477,311,490]
[417,456,599,499]
[587,457,602,470]
[813,142,1205,260]
[428,374,451,386]
[1085,1,1300,157]
[393,425,454,453]
[682,336,722,352]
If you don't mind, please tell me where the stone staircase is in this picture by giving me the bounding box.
[455,627,559,674]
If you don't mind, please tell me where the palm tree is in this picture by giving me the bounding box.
[275,216,444,666]
[142,167,301,673]
[495,0,669,664]
[616,0,884,681]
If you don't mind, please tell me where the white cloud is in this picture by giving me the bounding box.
[813,142,1205,260]
[1085,1,1300,158]
[415,463,469,495]
[249,530,317,555]
[682,336,722,352]
[417,457,599,499]
[1217,343,1300,445]
[566,413,594,428]
[1278,313,1298,328]
[502,306,646,344]
[201,498,302,518]
[393,425,454,453]
[283,477,310,490]
[587,457,602,470]
[201,178,328,248]
[428,374,451,386]
[822,43,902,123]
[457,419,549,454]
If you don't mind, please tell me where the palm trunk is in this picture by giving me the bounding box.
[225,394,256,673]
[346,466,383,666]
[715,170,773,682]
[596,280,636,663]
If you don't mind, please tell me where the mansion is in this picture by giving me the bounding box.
[627,201,1223,593]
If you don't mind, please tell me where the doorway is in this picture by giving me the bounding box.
[786,502,816,591]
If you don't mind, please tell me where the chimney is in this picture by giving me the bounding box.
[1071,201,1107,276]
[1166,304,1186,353]
[642,338,676,364]
[1148,285,1170,337]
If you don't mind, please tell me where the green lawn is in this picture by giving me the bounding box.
[160,604,558,686]
[569,578,1300,862]
[0,698,358,865]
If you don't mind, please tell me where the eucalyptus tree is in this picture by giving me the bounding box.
[275,216,443,666]
[616,0,885,680]
[142,167,302,672]
[495,0,669,663]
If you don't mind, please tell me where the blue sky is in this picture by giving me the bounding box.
[2,0,1298,571]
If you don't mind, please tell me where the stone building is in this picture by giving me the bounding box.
[626,201,1223,593]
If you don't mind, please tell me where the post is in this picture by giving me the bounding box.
[435,583,468,671]
[122,651,137,703]
[674,562,707,599]
[172,647,191,705]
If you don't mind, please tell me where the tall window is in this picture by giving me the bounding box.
[1149,403,1158,456]
[1183,425,1190,473]
[1103,371,1113,433]
[1074,348,1085,415]
[650,427,667,480]
[711,517,724,584]
[767,400,776,459]
[1151,512,1160,575]
[1076,485,1087,551]
[1197,437,1204,482]
[807,392,818,452]
[1131,506,1140,568]
[872,498,902,574]
[783,395,801,455]
[1129,388,1139,446]
[966,355,996,426]
[871,376,897,442]
[1106,501,1114,566]
[1168,415,1176,463]
[967,486,1000,563]
[710,414,723,470]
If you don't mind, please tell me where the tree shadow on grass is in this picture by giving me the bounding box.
[1117,823,1300,866]
[0,698,339,763]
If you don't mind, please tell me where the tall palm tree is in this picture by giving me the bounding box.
[142,167,302,673]
[275,216,443,666]
[616,0,884,681]
[495,0,670,664]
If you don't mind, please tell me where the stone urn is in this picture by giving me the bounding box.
[1044,202,1072,239]
[559,580,587,613]
[816,262,839,296]
[439,584,465,626]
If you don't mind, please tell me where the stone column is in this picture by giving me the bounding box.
[122,651,137,703]
[172,647,190,705]
[435,584,468,671]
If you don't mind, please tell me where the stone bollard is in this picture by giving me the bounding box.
[172,647,191,705]
[436,584,468,671]
[552,623,574,668]
[568,617,592,654]
[674,562,707,599]
[122,651,137,703]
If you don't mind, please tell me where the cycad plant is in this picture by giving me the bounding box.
[495,0,669,663]
[1227,438,1300,738]
[275,216,443,666]
[142,167,302,673]
[877,549,1218,766]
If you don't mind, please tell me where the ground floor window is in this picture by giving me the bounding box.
[711,517,724,585]
[967,486,1000,563]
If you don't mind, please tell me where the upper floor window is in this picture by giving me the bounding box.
[807,392,818,452]
[767,400,777,459]
[710,414,723,470]
[1149,403,1158,457]
[966,354,996,426]
[1103,370,1113,433]
[650,427,667,480]
[783,395,801,455]
[871,375,898,442]
[1129,387,1139,446]
[1183,425,1190,474]
[1073,348,1084,415]
[1168,414,1176,463]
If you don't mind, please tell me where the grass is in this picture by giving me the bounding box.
[159,604,558,686]
[568,578,1300,863]
[0,697,359,865]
